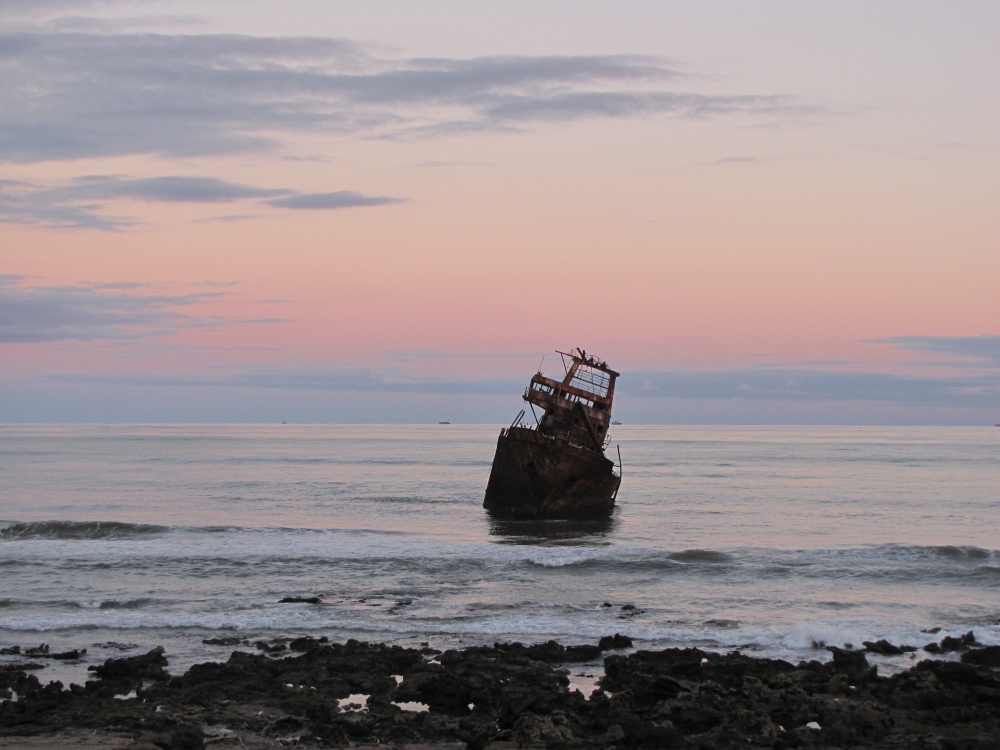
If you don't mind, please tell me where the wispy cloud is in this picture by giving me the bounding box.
[49,365,523,396]
[29,348,1000,409]
[620,367,1000,408]
[872,334,1000,367]
[0,275,279,342]
[266,191,404,210]
[480,91,796,124]
[192,213,263,224]
[0,175,402,229]
[381,349,542,362]
[0,0,98,15]
[0,31,812,163]
[410,160,495,168]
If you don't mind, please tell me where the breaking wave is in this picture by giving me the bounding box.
[931,545,992,561]
[0,521,168,540]
[668,549,734,564]
[0,520,420,543]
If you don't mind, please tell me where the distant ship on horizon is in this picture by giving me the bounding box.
[439,419,451,425]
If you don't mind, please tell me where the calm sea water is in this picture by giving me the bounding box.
[1,424,998,685]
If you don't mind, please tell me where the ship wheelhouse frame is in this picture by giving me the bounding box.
[523,349,619,453]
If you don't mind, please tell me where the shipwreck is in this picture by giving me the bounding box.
[483,348,622,518]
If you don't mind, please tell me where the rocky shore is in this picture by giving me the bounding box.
[2,634,999,749]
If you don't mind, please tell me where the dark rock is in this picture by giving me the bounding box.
[863,639,905,655]
[598,633,633,651]
[87,645,169,681]
[6,636,1000,748]
[170,724,205,750]
[828,646,877,682]
[279,596,321,604]
[130,733,171,750]
[0,662,45,672]
[939,630,980,652]
[255,641,287,654]
[482,639,601,663]
[562,644,602,661]
[50,649,86,660]
[922,626,942,634]
[961,645,1000,667]
[25,644,50,657]
[924,630,980,654]
[289,636,329,652]
[512,713,574,745]
[619,604,644,617]
[0,646,20,655]
[601,602,613,607]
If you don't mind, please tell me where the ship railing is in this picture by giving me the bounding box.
[568,366,611,398]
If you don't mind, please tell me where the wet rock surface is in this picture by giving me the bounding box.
[923,631,982,654]
[962,646,1000,668]
[1,639,998,749]
[863,639,917,656]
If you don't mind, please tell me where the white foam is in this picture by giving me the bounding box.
[393,701,429,712]
[522,548,610,568]
[782,621,867,651]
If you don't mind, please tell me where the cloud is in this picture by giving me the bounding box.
[43,14,209,33]
[84,175,287,203]
[192,213,262,223]
[480,91,796,123]
[0,175,401,229]
[620,366,1000,408]
[0,275,273,342]
[0,30,810,162]
[50,365,522,397]
[873,335,1000,366]
[410,160,494,168]
[29,357,999,410]
[381,349,542,362]
[266,191,403,210]
[0,0,96,14]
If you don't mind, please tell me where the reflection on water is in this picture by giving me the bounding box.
[487,512,618,544]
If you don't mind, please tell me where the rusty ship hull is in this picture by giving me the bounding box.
[483,426,620,518]
[483,348,622,519]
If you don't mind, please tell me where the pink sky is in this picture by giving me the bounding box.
[2,1,998,422]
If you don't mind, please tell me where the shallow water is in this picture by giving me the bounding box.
[1,424,998,684]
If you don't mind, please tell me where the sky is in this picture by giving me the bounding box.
[1,0,999,424]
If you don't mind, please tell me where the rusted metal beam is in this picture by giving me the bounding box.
[576,402,603,452]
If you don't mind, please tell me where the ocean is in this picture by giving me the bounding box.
[1,424,998,688]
